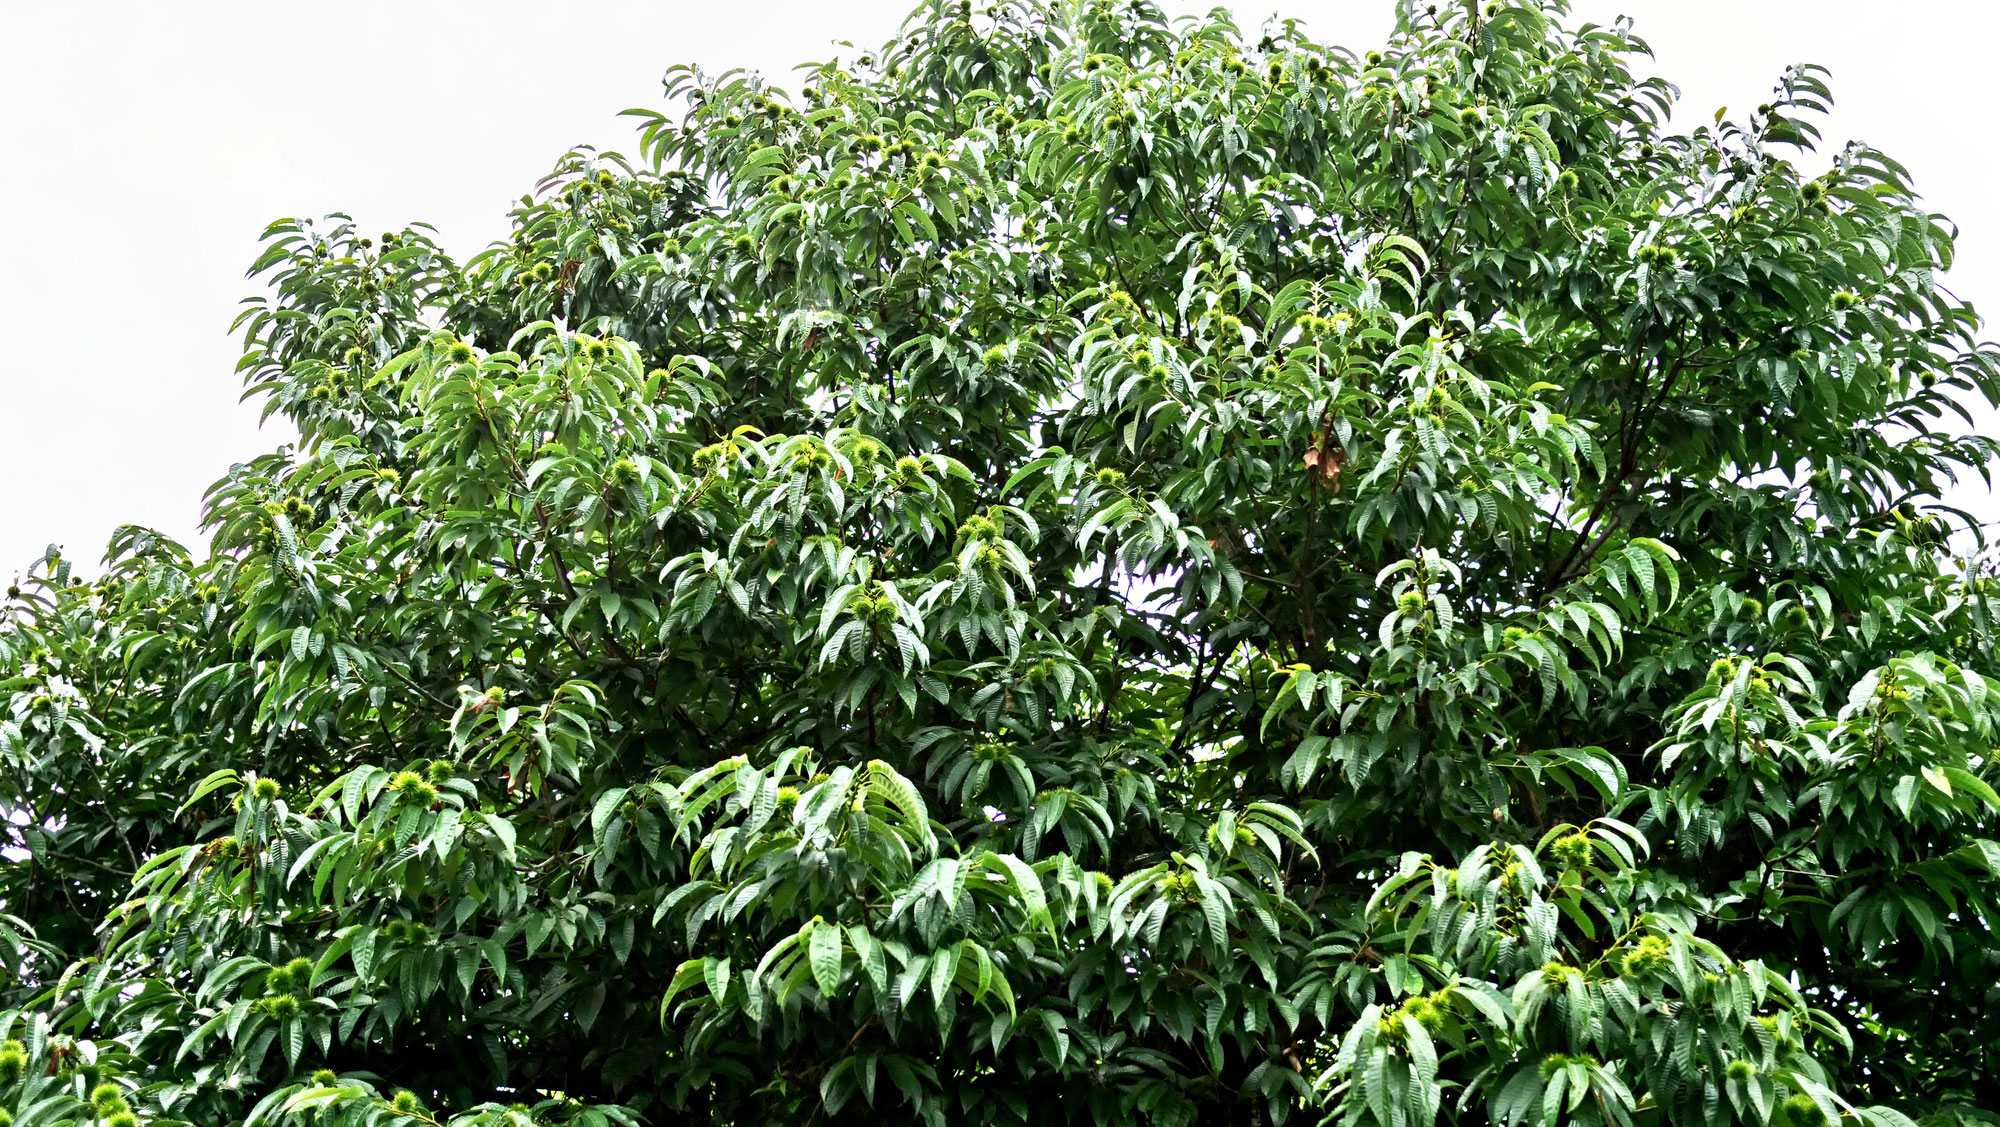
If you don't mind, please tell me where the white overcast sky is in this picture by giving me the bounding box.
[3,0,1996,575]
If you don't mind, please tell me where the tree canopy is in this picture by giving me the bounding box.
[5,1,2000,1125]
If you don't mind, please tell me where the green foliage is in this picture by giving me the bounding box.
[5,1,2000,1125]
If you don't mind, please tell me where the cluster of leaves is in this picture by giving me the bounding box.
[5,0,2000,1125]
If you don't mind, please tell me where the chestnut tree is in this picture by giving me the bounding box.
[5,1,2000,1125]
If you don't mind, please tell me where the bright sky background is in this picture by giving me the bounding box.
[3,0,1996,575]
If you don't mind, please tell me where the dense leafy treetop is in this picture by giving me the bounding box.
[5,1,2000,1126]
